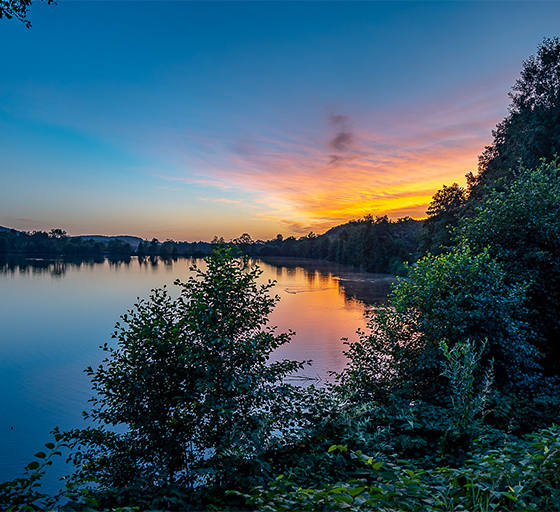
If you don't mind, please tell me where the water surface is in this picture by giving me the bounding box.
[0,255,395,485]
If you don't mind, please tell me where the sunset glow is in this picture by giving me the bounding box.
[1,2,558,240]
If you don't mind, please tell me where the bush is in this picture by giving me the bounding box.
[65,246,307,509]
[461,159,560,376]
[338,245,540,401]
[243,425,560,512]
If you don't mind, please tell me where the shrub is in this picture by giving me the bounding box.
[65,246,307,509]
[338,245,540,401]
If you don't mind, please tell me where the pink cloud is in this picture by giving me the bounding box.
[152,75,511,236]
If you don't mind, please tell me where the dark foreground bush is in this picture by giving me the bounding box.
[243,425,560,512]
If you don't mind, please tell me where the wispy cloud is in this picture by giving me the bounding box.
[154,174,233,191]
[146,75,511,237]
[197,197,246,205]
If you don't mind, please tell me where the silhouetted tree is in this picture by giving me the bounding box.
[0,0,56,28]
[420,183,468,256]
[470,37,560,200]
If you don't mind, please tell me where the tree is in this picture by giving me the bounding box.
[48,228,67,239]
[460,159,560,376]
[0,0,56,28]
[420,183,468,256]
[232,233,254,254]
[107,239,132,257]
[425,184,468,218]
[147,237,159,257]
[423,38,560,254]
[67,246,305,508]
[338,245,540,402]
[470,37,560,200]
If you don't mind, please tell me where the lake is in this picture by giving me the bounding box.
[0,255,395,487]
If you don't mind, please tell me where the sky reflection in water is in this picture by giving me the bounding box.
[0,256,395,486]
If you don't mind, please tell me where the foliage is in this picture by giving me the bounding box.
[439,340,493,435]
[0,0,56,28]
[460,159,560,376]
[0,432,79,511]
[472,37,560,200]
[64,246,307,509]
[0,228,106,256]
[424,38,560,256]
[256,215,422,275]
[420,183,467,256]
[243,425,560,511]
[271,393,505,480]
[2,240,560,510]
[338,244,540,401]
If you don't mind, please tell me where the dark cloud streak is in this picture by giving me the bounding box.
[327,111,363,165]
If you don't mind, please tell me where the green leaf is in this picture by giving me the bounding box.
[502,493,518,502]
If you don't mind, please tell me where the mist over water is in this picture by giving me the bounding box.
[0,256,395,488]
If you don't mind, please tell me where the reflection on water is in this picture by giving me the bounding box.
[1,255,397,304]
[0,254,176,277]
[258,257,396,305]
[0,255,395,487]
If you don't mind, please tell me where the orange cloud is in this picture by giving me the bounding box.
[156,81,507,237]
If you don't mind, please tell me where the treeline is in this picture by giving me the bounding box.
[0,229,214,259]
[239,216,422,275]
[0,229,106,256]
[0,220,423,275]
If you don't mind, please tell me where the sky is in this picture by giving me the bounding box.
[1,1,559,242]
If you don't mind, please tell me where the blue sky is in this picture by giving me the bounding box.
[1,1,559,241]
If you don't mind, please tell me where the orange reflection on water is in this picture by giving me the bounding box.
[256,259,395,379]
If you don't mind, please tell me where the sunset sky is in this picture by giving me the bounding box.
[1,1,559,241]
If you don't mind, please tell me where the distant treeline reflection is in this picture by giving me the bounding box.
[0,254,182,278]
[1,215,422,276]
[0,254,395,306]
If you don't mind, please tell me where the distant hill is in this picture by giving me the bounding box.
[78,235,144,249]
[0,226,145,248]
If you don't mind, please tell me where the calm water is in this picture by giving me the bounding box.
[0,255,395,486]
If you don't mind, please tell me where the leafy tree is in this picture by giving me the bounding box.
[107,238,132,257]
[470,37,560,200]
[338,245,540,402]
[425,38,560,253]
[0,0,56,28]
[159,239,179,258]
[420,183,467,256]
[147,237,160,257]
[460,159,560,376]
[66,246,306,508]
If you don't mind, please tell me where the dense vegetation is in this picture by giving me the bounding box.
[0,229,213,259]
[421,36,560,256]
[3,242,560,511]
[2,37,560,511]
[1,217,421,275]
[249,216,422,275]
[0,229,108,256]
